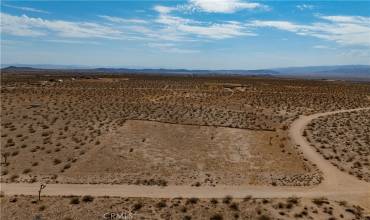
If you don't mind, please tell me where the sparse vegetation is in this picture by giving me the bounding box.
[81,195,94,203]
[306,109,370,181]
[1,191,369,219]
[2,74,368,186]
[1,73,369,219]
[69,197,80,205]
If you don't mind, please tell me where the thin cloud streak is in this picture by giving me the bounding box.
[248,15,370,47]
[3,4,49,14]
[1,12,123,39]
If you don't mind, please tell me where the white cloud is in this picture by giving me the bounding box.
[99,15,148,24]
[188,0,266,13]
[249,20,302,32]
[1,13,45,36]
[153,5,175,14]
[147,42,199,53]
[3,4,49,14]
[296,4,314,11]
[248,15,370,47]
[46,39,100,45]
[154,6,254,39]
[320,15,370,24]
[177,22,254,39]
[156,14,195,26]
[339,49,370,58]
[1,12,122,39]
[313,45,331,49]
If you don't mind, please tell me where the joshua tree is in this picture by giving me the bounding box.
[38,184,47,201]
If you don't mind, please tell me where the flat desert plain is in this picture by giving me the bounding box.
[1,73,370,219]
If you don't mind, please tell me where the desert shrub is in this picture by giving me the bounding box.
[63,163,71,170]
[210,214,223,220]
[277,202,284,209]
[70,197,80,204]
[82,195,94,203]
[258,215,271,220]
[29,177,37,183]
[243,195,252,202]
[286,203,293,209]
[287,197,299,205]
[23,168,31,174]
[53,159,61,165]
[10,174,19,182]
[39,205,46,211]
[193,182,201,187]
[345,208,357,215]
[156,200,167,208]
[132,202,142,211]
[229,202,239,211]
[222,195,232,204]
[312,197,329,206]
[180,206,187,212]
[187,197,199,204]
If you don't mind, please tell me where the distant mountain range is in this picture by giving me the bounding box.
[272,65,370,79]
[2,64,370,81]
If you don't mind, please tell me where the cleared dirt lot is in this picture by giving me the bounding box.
[63,120,316,186]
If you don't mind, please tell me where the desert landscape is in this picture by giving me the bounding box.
[1,195,367,220]
[2,0,370,219]
[1,72,370,219]
[306,109,370,182]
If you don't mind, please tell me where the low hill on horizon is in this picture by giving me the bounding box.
[2,64,370,81]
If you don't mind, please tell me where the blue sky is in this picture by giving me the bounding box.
[1,0,370,69]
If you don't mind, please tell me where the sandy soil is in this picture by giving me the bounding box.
[1,195,367,220]
[2,77,370,187]
[306,109,370,181]
[2,107,370,213]
[60,120,316,186]
[2,76,370,219]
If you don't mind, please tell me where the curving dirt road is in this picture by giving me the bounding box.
[1,107,370,210]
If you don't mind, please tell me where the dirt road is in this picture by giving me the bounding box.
[1,107,370,210]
